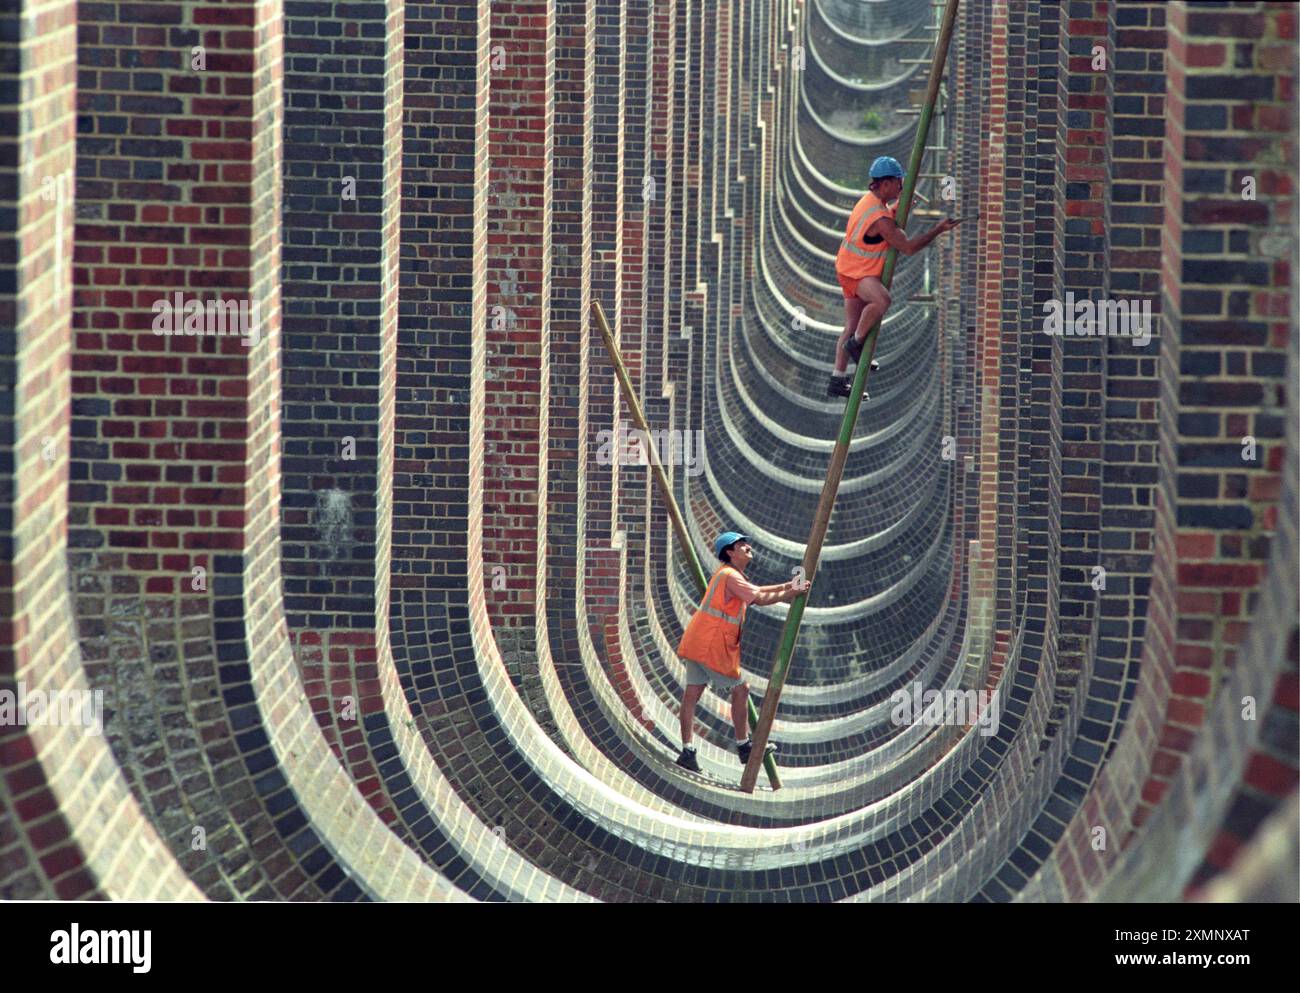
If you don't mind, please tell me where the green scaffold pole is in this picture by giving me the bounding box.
[740,0,961,793]
[591,301,782,789]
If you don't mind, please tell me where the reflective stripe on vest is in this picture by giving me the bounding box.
[676,565,746,678]
[697,568,742,626]
[840,193,892,260]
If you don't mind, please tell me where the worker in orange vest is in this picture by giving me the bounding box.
[829,155,963,398]
[675,531,810,774]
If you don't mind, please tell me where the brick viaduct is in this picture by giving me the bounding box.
[0,0,1296,901]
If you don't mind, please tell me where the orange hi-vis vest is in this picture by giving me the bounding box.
[677,565,747,679]
[836,190,895,281]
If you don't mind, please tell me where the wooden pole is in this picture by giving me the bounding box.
[591,300,782,789]
[740,0,962,792]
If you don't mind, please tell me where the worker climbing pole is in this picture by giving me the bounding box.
[591,301,783,789]
[740,0,963,793]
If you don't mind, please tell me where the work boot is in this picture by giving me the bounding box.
[676,746,701,773]
[844,333,865,364]
[843,334,880,372]
[826,374,869,400]
[737,738,777,765]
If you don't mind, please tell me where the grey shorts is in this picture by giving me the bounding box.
[683,659,746,693]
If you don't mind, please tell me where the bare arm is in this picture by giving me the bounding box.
[751,578,811,606]
[869,215,961,256]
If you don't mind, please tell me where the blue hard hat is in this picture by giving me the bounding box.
[714,531,750,560]
[869,155,905,179]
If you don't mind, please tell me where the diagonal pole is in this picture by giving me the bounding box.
[740,0,962,792]
[591,300,781,789]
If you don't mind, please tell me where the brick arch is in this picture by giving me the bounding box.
[55,0,463,902]
[1,0,197,900]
